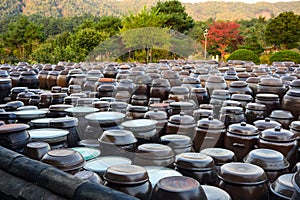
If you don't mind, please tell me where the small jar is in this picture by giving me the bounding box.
[228,81,253,96]
[160,134,193,155]
[255,93,281,115]
[175,152,217,185]
[51,93,68,105]
[169,101,195,116]
[144,108,168,137]
[149,79,171,101]
[219,106,245,128]
[190,88,209,106]
[24,141,51,161]
[0,79,12,104]
[130,95,148,106]
[126,105,148,120]
[205,76,227,97]
[269,110,294,129]
[217,163,269,200]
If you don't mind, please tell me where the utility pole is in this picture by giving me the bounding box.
[204,29,209,60]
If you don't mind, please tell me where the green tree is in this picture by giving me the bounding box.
[151,0,194,33]
[265,12,300,49]
[96,16,122,37]
[1,15,44,61]
[227,49,260,64]
[269,50,300,64]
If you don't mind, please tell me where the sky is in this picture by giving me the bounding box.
[180,0,300,3]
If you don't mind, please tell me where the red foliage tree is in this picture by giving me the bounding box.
[205,21,243,60]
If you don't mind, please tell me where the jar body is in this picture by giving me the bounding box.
[193,128,225,152]
[176,167,217,185]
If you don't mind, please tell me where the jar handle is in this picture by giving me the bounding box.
[233,143,245,148]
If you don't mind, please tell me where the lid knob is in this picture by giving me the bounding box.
[208,116,214,120]
[180,112,185,116]
[275,126,282,131]
[241,121,247,126]
[265,118,271,122]
[154,108,158,112]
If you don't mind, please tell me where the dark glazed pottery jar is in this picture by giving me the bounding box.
[255,93,281,115]
[282,89,300,120]
[269,110,294,129]
[217,162,269,200]
[169,101,195,116]
[144,108,168,137]
[103,165,152,200]
[243,149,290,183]
[193,116,226,152]
[254,118,281,132]
[224,122,259,161]
[257,127,297,170]
[228,81,253,96]
[270,173,295,200]
[245,103,267,124]
[24,141,51,161]
[0,79,12,104]
[18,71,39,89]
[74,170,102,184]
[175,152,217,185]
[257,77,286,100]
[150,176,208,200]
[219,106,245,128]
[160,134,193,155]
[190,88,209,106]
[205,76,227,97]
[150,79,171,101]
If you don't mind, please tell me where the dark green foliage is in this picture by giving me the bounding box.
[265,12,300,49]
[227,49,260,64]
[269,50,300,64]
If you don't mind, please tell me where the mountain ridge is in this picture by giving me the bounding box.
[0,0,299,20]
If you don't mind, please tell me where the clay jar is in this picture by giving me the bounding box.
[166,112,196,140]
[193,116,226,152]
[245,103,267,124]
[150,176,207,200]
[257,127,298,170]
[103,165,152,200]
[224,122,259,161]
[169,101,195,116]
[175,152,217,185]
[254,118,281,132]
[144,109,168,137]
[168,86,190,102]
[46,71,60,89]
[98,129,137,159]
[219,106,245,128]
[255,93,281,115]
[257,77,287,100]
[160,134,193,156]
[149,78,171,102]
[134,143,174,167]
[190,88,209,106]
[217,163,269,200]
[228,81,253,96]
[270,173,295,200]
[269,110,294,129]
[0,79,12,104]
[282,89,300,120]
[18,71,39,89]
[243,149,290,183]
[205,76,227,97]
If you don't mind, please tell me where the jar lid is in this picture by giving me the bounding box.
[65,106,99,114]
[41,149,85,171]
[155,176,202,193]
[144,166,182,187]
[28,128,69,139]
[15,110,47,119]
[160,134,192,148]
[0,79,11,84]
[5,101,24,111]
[85,112,125,124]
[84,156,132,175]
[0,123,29,134]
[49,117,78,128]
[99,129,137,145]
[269,110,294,119]
[270,174,295,199]
[52,93,68,98]
[48,104,73,112]
[151,79,171,87]
[170,102,194,109]
[220,106,243,114]
[231,94,253,102]
[71,147,100,161]
[259,77,283,86]
[230,81,248,88]
[222,100,242,107]
[74,170,102,184]
[110,102,128,109]
[243,149,289,170]
[16,105,38,111]
[131,94,148,100]
[191,88,206,93]
[92,101,110,108]
[136,143,174,159]
[175,152,215,170]
[170,86,190,95]
[168,112,195,125]
[254,118,281,131]
[127,105,148,112]
[144,109,168,120]
[200,148,236,165]
[287,89,300,97]
[206,76,225,83]
[256,93,279,101]
[218,162,267,185]
[290,121,300,131]
[103,165,149,185]
[260,127,296,142]
[246,103,266,111]
[30,118,54,128]
[228,122,259,136]
[121,119,157,132]
[197,116,224,130]
[202,185,231,200]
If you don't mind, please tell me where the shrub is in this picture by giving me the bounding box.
[259,54,271,64]
[226,49,260,64]
[269,50,300,64]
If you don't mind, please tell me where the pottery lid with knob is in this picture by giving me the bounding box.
[259,126,296,142]
[168,112,195,125]
[175,152,215,171]
[254,118,281,131]
[200,148,236,165]
[197,116,225,130]
[228,122,259,136]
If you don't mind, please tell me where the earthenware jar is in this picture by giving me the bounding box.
[56,70,69,87]
[270,173,295,200]
[38,70,49,89]
[134,143,174,167]
[126,105,148,120]
[257,127,297,170]
[0,79,12,104]
[219,106,245,128]
[149,78,171,101]
[46,71,60,89]
[103,165,152,200]
[255,93,281,115]
[246,77,261,96]
[10,87,28,101]
[230,94,253,110]
[269,110,294,129]
[47,104,73,118]
[194,116,226,152]
[175,152,217,185]
[10,71,21,88]
[257,77,287,100]
[210,90,231,118]
[168,86,190,102]
[18,71,39,89]
[130,95,148,106]
[190,88,209,106]
[166,112,196,140]
[217,163,269,200]
[224,122,259,161]
[243,149,290,183]
[245,103,267,124]
[144,109,168,137]
[205,76,227,97]
[24,141,51,161]
[228,81,253,96]
[202,185,231,200]
[160,134,193,155]
[74,170,102,184]
[254,118,282,132]
[169,101,195,116]
[51,93,68,105]
[282,89,300,120]
[150,176,207,200]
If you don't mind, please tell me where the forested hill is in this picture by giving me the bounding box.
[1,0,300,20]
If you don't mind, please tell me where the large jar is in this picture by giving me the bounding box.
[103,165,152,200]
[0,79,11,104]
[230,94,253,110]
[168,86,190,102]
[243,149,289,183]
[190,88,209,106]
[98,129,137,159]
[217,163,269,200]
[121,119,158,145]
[181,77,202,90]
[134,143,174,167]
[269,110,294,129]
[149,79,171,101]
[97,84,116,99]
[257,127,297,170]
[37,70,48,89]
[56,70,69,87]
[175,152,217,185]
[10,87,28,101]
[282,89,300,120]
[257,77,287,100]
[219,106,245,128]
[144,109,168,137]
[68,74,86,87]
[224,122,259,161]
[228,81,253,96]
[169,101,195,116]
[46,71,60,89]
[246,77,261,96]
[205,76,227,97]
[194,116,226,152]
[160,134,193,155]
[245,103,267,124]
[210,90,231,118]
[166,112,196,140]
[255,93,281,115]
[18,71,39,89]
